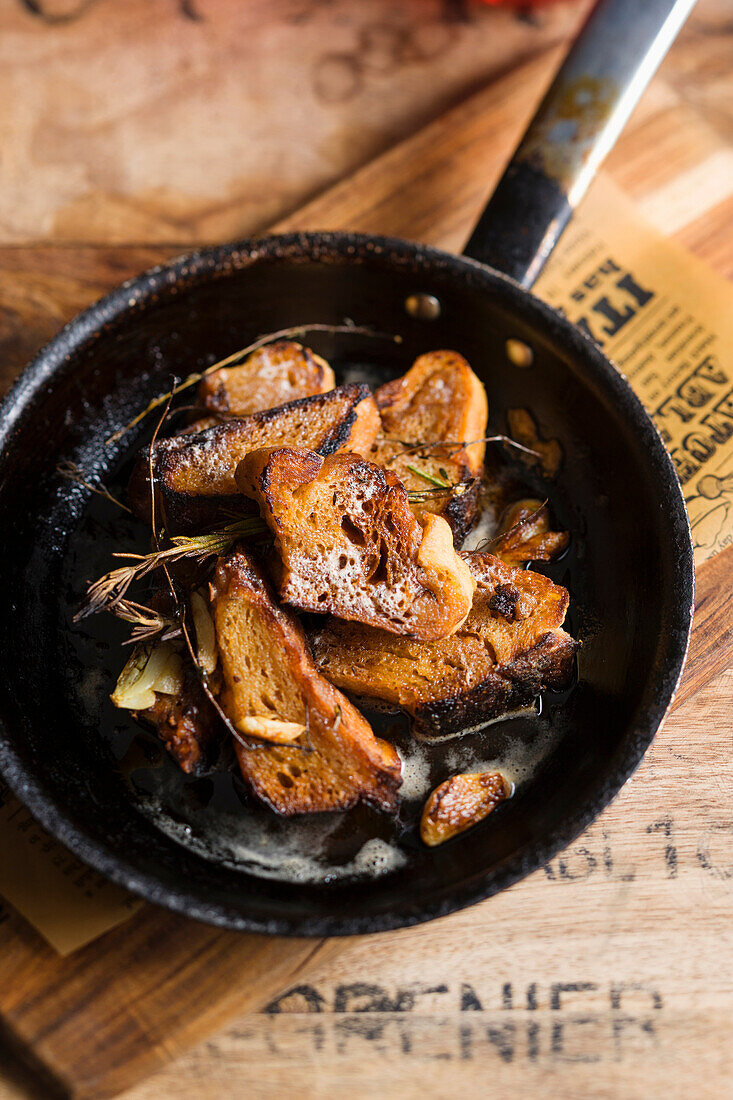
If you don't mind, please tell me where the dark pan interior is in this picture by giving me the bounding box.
[0,234,693,934]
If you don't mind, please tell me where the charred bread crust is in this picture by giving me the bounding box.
[127,383,380,529]
[368,440,480,546]
[440,475,481,545]
[249,447,322,526]
[210,548,401,815]
[236,447,475,642]
[412,631,576,738]
[501,628,577,691]
[311,550,577,737]
[199,341,335,417]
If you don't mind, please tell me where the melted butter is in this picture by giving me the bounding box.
[396,709,559,808]
[138,776,407,884]
[461,503,498,552]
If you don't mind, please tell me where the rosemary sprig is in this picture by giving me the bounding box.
[113,600,182,644]
[406,464,451,489]
[169,519,269,555]
[385,435,541,460]
[75,517,268,622]
[406,483,468,501]
[106,322,400,445]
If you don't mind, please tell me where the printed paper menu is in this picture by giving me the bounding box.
[537,175,733,567]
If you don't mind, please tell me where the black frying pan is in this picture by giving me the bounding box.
[0,0,695,934]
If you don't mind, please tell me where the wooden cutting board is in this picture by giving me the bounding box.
[1,49,732,1100]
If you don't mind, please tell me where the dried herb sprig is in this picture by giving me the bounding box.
[75,517,269,622]
[406,482,471,502]
[106,322,401,445]
[113,600,182,644]
[385,434,541,460]
[406,465,451,489]
[57,460,131,513]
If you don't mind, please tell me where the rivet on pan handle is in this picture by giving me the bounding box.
[463,0,697,288]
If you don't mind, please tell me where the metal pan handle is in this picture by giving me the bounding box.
[462,0,697,288]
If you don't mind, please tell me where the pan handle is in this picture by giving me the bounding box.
[462,0,697,288]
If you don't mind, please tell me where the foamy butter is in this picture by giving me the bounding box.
[141,783,407,885]
[442,722,558,795]
[397,706,559,805]
[342,838,407,881]
[397,741,432,800]
[136,699,561,883]
[461,501,499,552]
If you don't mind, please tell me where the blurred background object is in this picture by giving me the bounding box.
[3,0,727,250]
[0,0,593,245]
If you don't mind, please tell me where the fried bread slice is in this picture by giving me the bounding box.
[198,341,335,417]
[312,551,576,737]
[209,548,401,815]
[370,351,488,542]
[236,447,475,642]
[128,383,380,531]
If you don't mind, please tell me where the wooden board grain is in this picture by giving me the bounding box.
[0,0,727,249]
[0,0,590,247]
[675,543,733,710]
[0,17,732,1100]
[0,910,322,1100]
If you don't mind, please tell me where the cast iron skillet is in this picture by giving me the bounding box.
[0,0,695,934]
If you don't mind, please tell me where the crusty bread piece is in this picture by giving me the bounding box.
[312,551,576,738]
[370,351,488,543]
[209,548,401,815]
[376,351,488,474]
[236,448,475,642]
[199,341,335,417]
[128,383,380,531]
[420,771,509,846]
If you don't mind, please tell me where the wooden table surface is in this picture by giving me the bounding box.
[0,2,731,1098]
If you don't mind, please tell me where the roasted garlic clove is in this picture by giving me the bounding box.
[191,589,218,674]
[494,498,569,566]
[236,716,307,744]
[420,771,510,847]
[111,642,184,711]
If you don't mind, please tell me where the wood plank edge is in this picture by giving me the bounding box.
[673,544,733,710]
[0,1017,69,1100]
